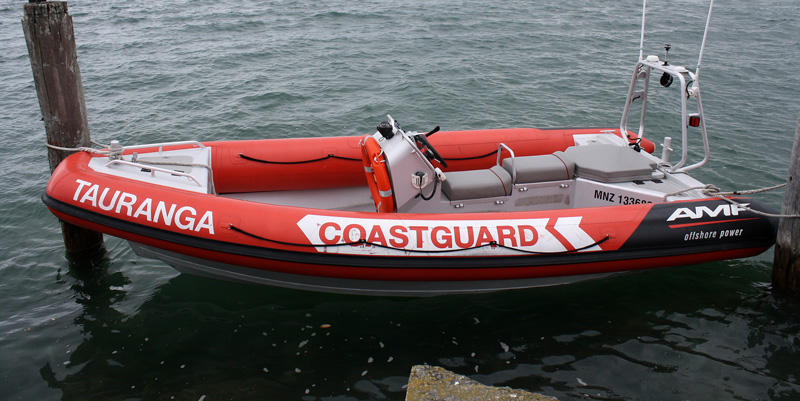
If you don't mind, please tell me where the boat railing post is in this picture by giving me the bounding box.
[773,111,800,293]
[23,0,104,254]
[619,63,649,145]
[671,72,691,171]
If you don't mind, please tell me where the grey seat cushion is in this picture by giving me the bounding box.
[441,165,512,200]
[502,151,574,183]
[563,144,657,182]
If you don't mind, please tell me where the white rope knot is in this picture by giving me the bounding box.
[701,184,721,196]
[661,184,719,201]
[46,140,124,159]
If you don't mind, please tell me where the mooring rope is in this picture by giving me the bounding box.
[662,183,800,219]
[708,182,787,196]
[46,143,116,156]
[702,184,800,219]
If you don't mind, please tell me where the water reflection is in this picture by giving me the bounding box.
[39,259,800,400]
[41,246,133,397]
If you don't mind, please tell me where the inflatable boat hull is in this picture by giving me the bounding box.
[42,130,778,295]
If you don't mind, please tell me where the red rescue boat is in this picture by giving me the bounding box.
[42,3,779,295]
[43,121,777,295]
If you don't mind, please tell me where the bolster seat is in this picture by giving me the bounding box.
[441,165,512,201]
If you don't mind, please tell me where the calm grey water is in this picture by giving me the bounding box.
[2,0,800,399]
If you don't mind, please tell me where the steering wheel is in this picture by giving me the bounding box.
[414,132,448,168]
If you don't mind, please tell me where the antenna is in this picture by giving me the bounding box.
[638,0,647,61]
[694,0,715,83]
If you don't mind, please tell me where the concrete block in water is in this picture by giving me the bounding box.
[406,365,558,401]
